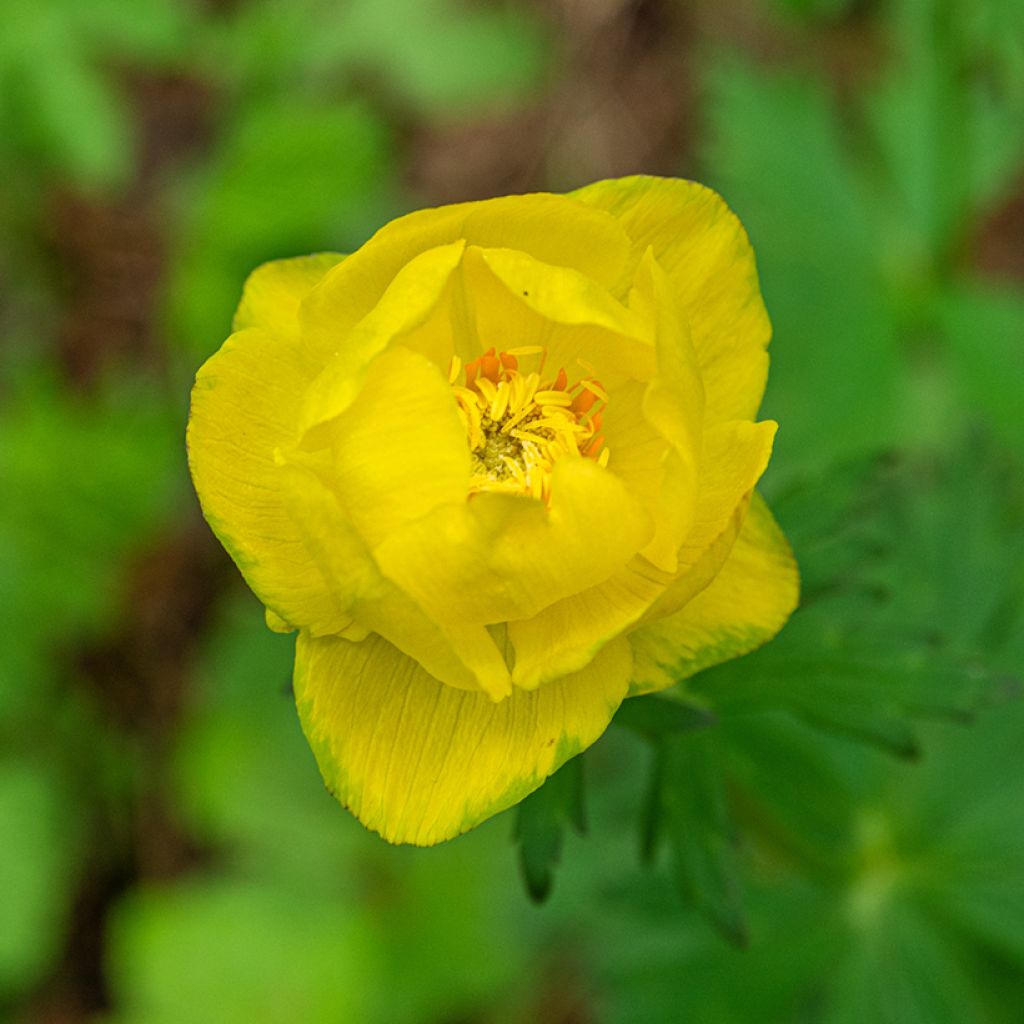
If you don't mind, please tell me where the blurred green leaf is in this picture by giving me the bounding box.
[210,0,549,115]
[176,596,364,891]
[168,97,394,361]
[938,282,1024,450]
[0,761,78,999]
[0,374,181,726]
[105,880,378,1024]
[871,0,1024,254]
[703,57,903,474]
[0,0,195,188]
[868,0,975,268]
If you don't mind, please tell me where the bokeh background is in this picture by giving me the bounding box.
[2,0,1023,1021]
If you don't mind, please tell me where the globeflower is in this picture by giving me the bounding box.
[187,176,798,846]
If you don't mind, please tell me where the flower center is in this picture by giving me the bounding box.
[449,347,608,503]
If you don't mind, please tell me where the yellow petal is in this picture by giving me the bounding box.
[329,346,470,550]
[508,554,671,689]
[460,194,632,289]
[508,417,776,687]
[466,245,655,389]
[233,252,345,338]
[299,241,467,436]
[573,176,771,423]
[644,418,777,623]
[294,631,632,845]
[374,456,651,627]
[291,193,633,373]
[367,192,633,291]
[187,327,347,636]
[278,459,511,700]
[629,249,706,570]
[629,492,799,694]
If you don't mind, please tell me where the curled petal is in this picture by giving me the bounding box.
[508,418,776,688]
[279,459,511,700]
[573,175,771,424]
[373,457,652,627]
[629,492,799,694]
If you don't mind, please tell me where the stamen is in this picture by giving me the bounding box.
[534,390,574,407]
[450,347,611,504]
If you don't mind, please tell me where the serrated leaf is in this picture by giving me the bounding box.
[513,756,585,903]
[659,731,747,945]
[693,441,1017,760]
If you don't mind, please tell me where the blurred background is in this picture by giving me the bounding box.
[2,0,1023,1021]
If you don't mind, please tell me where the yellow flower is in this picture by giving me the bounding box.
[187,176,798,846]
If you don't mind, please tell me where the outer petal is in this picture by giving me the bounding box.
[572,175,771,423]
[294,631,632,845]
[233,252,345,337]
[187,251,348,636]
[629,492,799,695]
[295,194,633,369]
[643,418,777,623]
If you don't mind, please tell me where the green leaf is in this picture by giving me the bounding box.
[105,880,378,1024]
[826,899,989,1024]
[0,0,196,189]
[513,756,586,903]
[613,694,716,740]
[702,57,902,475]
[168,97,394,361]
[0,373,180,727]
[211,0,550,115]
[938,282,1024,453]
[0,761,78,998]
[692,441,1016,761]
[659,731,748,946]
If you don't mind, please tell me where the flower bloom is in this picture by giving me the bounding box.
[187,176,798,845]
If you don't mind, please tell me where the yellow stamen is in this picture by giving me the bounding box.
[452,348,611,504]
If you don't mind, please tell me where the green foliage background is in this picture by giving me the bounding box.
[1,0,1022,1020]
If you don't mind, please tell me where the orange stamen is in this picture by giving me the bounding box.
[450,346,611,504]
